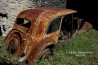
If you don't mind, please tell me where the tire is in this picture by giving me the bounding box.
[7,33,21,55]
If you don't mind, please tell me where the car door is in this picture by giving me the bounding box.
[46,17,63,43]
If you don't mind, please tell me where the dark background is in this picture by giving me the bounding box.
[67,0,98,30]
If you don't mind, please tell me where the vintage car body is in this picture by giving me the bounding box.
[5,8,79,65]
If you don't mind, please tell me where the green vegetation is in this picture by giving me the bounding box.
[38,29,98,65]
[0,29,98,65]
[0,37,15,64]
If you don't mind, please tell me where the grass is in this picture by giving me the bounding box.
[38,29,98,65]
[0,29,98,65]
[0,37,15,64]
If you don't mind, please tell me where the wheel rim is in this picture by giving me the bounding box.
[8,34,20,55]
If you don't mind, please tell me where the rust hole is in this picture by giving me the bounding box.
[25,60,28,64]
[21,53,25,57]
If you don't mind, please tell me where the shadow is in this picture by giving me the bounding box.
[66,0,98,30]
[0,26,2,36]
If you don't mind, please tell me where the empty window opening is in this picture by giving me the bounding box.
[47,17,61,34]
[59,13,78,40]
[16,18,31,28]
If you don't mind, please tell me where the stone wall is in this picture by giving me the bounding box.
[0,0,36,37]
[0,0,66,37]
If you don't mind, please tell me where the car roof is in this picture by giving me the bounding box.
[16,8,77,23]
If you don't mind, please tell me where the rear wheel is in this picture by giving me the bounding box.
[7,34,21,56]
[35,48,52,65]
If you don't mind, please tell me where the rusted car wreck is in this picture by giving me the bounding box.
[5,8,92,65]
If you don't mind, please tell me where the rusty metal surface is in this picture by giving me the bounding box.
[5,8,77,65]
[78,22,92,33]
[19,37,55,65]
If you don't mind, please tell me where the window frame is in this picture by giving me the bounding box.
[46,17,62,34]
[15,18,31,29]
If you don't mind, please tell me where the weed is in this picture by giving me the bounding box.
[38,29,98,65]
[0,29,98,65]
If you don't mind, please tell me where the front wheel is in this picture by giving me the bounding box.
[35,44,54,65]
[19,44,54,65]
[39,48,52,60]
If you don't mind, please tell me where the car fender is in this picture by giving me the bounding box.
[20,37,55,65]
[5,29,23,49]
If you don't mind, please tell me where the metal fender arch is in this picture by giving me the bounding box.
[19,37,55,65]
[5,29,22,50]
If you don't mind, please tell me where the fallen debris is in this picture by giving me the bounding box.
[79,22,92,33]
